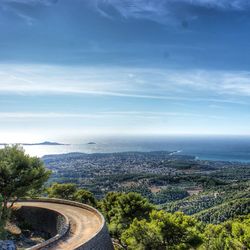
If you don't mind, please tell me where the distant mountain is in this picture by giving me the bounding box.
[0,141,68,146]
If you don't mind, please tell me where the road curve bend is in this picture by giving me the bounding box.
[16,199,113,250]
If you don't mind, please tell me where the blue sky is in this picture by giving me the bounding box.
[1,0,250,142]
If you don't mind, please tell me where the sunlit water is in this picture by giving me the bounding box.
[1,136,250,162]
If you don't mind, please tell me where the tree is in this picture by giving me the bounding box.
[100,192,154,239]
[73,189,97,207]
[0,145,51,223]
[121,217,163,250]
[47,183,97,207]
[201,216,250,250]
[47,183,77,200]
[100,192,121,223]
[121,210,203,250]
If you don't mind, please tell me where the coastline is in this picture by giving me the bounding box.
[2,138,250,163]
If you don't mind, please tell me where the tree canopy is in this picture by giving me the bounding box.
[47,183,77,200]
[121,210,203,250]
[100,192,154,238]
[47,183,97,206]
[0,145,51,222]
[201,216,250,250]
[73,189,97,207]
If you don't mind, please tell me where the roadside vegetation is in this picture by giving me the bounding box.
[47,182,97,206]
[47,183,250,250]
[1,146,250,249]
[0,146,51,240]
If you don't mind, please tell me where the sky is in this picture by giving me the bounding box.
[1,0,250,142]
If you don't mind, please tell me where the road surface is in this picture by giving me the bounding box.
[16,201,103,250]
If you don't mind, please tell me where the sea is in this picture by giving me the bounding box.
[2,136,250,163]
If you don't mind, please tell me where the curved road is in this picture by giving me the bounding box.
[16,201,103,250]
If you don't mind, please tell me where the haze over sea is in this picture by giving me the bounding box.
[3,136,250,163]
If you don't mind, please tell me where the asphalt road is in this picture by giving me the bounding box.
[16,201,103,250]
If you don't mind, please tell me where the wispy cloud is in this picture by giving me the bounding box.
[3,0,250,11]
[0,0,56,24]
[92,0,250,24]
[2,0,250,26]
[176,0,250,10]
[0,111,223,121]
[102,111,223,119]
[0,64,249,105]
[1,0,56,6]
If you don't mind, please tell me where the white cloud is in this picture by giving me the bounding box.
[92,0,250,24]
[0,112,102,119]
[177,0,250,10]
[0,111,223,121]
[0,64,249,105]
[1,0,55,5]
[2,0,250,26]
[0,0,56,24]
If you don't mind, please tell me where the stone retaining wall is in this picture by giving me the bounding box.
[76,223,113,250]
[18,198,113,250]
[14,205,70,250]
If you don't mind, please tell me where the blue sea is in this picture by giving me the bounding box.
[4,136,250,163]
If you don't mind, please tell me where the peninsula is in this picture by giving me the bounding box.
[0,141,68,146]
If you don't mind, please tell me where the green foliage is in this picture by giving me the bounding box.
[164,181,250,219]
[47,183,97,206]
[42,151,250,248]
[195,198,250,224]
[0,223,5,240]
[73,189,97,206]
[121,217,163,250]
[121,210,203,250]
[0,145,51,222]
[200,216,250,250]
[0,195,6,240]
[118,185,154,203]
[100,191,250,249]
[119,185,189,205]
[165,193,225,215]
[153,188,189,204]
[99,192,121,223]
[47,183,77,200]
[100,192,154,238]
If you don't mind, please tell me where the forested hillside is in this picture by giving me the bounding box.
[2,148,250,249]
[43,151,250,249]
[46,183,250,250]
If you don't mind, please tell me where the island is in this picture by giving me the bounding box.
[87,142,96,145]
